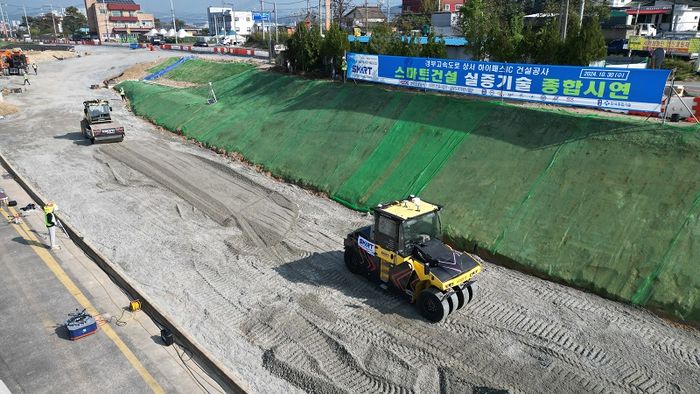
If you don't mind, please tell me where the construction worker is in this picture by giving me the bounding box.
[31,62,37,75]
[22,70,30,86]
[341,56,347,84]
[120,87,126,101]
[43,202,59,250]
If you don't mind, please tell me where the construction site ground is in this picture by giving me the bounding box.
[0,164,225,393]
[0,45,698,393]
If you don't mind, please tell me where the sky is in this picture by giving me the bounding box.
[3,0,402,23]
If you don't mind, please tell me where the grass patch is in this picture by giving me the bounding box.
[146,57,180,73]
[162,59,255,84]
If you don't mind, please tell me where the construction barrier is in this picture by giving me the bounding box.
[119,60,700,327]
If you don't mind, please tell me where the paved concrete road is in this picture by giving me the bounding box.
[0,169,225,394]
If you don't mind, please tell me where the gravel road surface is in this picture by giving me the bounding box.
[0,46,698,393]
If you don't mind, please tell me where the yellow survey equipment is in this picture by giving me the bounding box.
[343,196,483,323]
[129,299,142,312]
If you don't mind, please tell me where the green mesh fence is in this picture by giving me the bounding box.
[119,59,700,325]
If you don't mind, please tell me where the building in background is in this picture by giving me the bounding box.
[84,0,155,41]
[402,0,464,13]
[343,6,387,31]
[207,7,254,40]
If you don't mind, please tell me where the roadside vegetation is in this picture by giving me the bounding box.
[458,0,607,65]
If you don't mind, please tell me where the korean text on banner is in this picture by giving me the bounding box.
[346,53,670,112]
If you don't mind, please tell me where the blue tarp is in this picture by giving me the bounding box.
[143,56,194,81]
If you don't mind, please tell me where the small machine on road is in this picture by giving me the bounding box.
[81,100,125,144]
[344,196,483,322]
[65,309,97,340]
[0,48,29,76]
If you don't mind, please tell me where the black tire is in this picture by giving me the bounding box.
[446,291,459,315]
[417,287,449,323]
[453,286,466,310]
[344,247,366,275]
[466,283,475,304]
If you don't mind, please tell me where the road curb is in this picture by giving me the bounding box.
[0,151,249,394]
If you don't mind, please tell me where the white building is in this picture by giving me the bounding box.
[207,7,254,38]
[624,1,700,33]
[609,0,633,8]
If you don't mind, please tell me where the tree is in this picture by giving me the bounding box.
[332,0,353,26]
[175,19,186,30]
[27,14,56,37]
[571,16,606,65]
[390,34,421,57]
[487,2,525,62]
[322,23,349,76]
[420,0,440,14]
[394,13,429,34]
[528,20,562,64]
[62,6,87,36]
[458,0,495,60]
[366,23,394,55]
[420,33,447,58]
[286,22,322,73]
[154,18,162,29]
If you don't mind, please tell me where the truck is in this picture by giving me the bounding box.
[80,100,125,144]
[0,48,30,76]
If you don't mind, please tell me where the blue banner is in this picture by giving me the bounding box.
[252,11,272,22]
[346,53,670,112]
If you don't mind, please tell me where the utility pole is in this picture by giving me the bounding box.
[169,0,178,44]
[2,3,15,37]
[387,0,390,23]
[560,0,569,40]
[23,6,31,40]
[0,3,7,39]
[274,2,278,43]
[578,0,584,28]
[48,3,58,40]
[671,0,677,32]
[261,0,265,40]
[325,0,330,30]
[213,9,219,44]
[364,0,368,33]
[102,0,109,42]
[318,0,322,33]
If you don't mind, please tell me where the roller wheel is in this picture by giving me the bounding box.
[453,286,466,310]
[446,291,460,314]
[344,247,367,275]
[466,283,475,303]
[417,287,449,323]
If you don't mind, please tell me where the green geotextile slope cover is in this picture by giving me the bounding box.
[119,63,700,325]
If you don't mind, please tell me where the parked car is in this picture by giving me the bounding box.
[634,23,657,37]
[194,41,209,47]
[607,39,628,55]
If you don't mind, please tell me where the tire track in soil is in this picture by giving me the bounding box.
[243,305,412,394]
[42,95,694,393]
[101,143,299,258]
